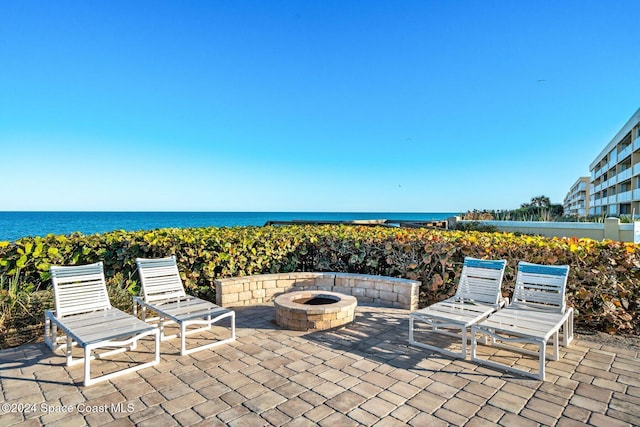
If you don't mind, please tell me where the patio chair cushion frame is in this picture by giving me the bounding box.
[44,262,160,386]
[409,257,507,359]
[134,256,235,356]
[470,262,573,380]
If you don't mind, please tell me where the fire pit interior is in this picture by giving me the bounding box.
[295,295,339,305]
[274,290,357,331]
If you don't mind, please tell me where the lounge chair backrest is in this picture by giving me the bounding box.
[512,262,569,312]
[50,262,111,317]
[455,257,507,305]
[136,256,187,303]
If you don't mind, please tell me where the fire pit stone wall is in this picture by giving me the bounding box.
[215,272,419,310]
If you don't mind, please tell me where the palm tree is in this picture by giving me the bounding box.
[523,195,551,208]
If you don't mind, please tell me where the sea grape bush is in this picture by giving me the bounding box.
[0,225,638,347]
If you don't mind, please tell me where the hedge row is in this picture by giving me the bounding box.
[1,225,638,342]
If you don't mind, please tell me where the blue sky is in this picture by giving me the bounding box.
[2,1,639,213]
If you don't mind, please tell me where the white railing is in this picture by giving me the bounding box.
[594,167,603,179]
[454,218,635,242]
[618,168,632,182]
[619,145,632,160]
[617,190,632,202]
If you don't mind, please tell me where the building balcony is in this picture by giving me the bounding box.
[618,168,632,182]
[606,177,616,188]
[634,137,640,152]
[619,145,632,160]
[594,167,603,179]
[617,190,632,202]
[633,163,640,177]
[634,188,640,200]
[608,195,617,204]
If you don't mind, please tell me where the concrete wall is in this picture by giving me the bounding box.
[451,217,636,242]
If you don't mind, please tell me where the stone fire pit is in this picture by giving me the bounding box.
[274,290,357,331]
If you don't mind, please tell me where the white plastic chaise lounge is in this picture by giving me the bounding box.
[409,257,507,359]
[44,262,160,386]
[134,256,235,356]
[471,261,573,380]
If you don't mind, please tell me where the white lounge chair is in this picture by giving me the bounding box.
[134,256,235,356]
[471,261,573,380]
[409,257,507,359]
[44,262,160,386]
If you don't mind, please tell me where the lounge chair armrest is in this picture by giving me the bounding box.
[133,296,153,318]
[45,310,63,327]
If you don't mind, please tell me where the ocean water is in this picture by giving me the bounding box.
[0,212,458,242]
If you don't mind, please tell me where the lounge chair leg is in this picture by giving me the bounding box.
[66,338,73,366]
[44,313,60,350]
[181,323,187,356]
[44,315,52,349]
[159,317,165,340]
[154,328,160,364]
[470,328,477,358]
[563,309,574,346]
[84,347,92,386]
[231,311,236,340]
[460,327,467,359]
[538,341,546,381]
[52,324,57,348]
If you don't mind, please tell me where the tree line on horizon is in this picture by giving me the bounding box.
[463,195,566,222]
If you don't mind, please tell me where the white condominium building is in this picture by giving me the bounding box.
[564,177,590,216]
[589,108,640,217]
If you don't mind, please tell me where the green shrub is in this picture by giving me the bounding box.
[1,225,638,348]
[0,270,53,348]
[455,221,499,233]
